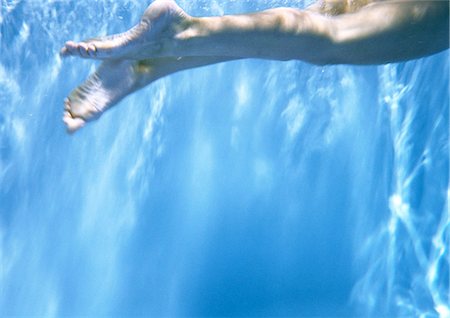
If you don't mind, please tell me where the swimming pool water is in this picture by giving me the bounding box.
[1,0,449,316]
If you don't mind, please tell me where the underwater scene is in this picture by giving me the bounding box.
[1,0,449,317]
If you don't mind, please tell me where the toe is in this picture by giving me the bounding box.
[60,41,98,59]
[60,46,69,57]
[60,41,80,57]
[87,43,97,57]
[63,111,86,133]
[78,42,90,58]
[66,41,78,52]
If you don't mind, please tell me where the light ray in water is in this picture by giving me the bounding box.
[0,0,448,316]
[351,60,449,317]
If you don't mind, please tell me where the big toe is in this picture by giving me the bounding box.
[60,41,78,57]
[63,111,86,133]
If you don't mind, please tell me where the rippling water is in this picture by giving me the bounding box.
[1,0,448,316]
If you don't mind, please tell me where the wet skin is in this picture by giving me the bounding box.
[61,0,449,133]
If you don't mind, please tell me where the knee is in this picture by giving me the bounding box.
[271,8,334,39]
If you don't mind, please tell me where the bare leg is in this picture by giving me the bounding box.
[63,56,237,132]
[61,0,448,132]
[60,0,189,60]
[61,0,448,64]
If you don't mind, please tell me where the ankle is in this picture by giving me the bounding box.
[169,16,199,55]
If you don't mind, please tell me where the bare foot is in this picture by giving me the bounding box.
[60,0,190,60]
[63,59,156,133]
[63,55,235,133]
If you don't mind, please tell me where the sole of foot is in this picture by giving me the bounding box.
[63,59,157,133]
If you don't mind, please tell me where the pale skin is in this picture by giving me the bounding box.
[60,0,449,133]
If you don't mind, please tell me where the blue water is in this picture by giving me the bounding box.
[1,0,449,317]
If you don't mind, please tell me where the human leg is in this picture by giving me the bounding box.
[172,0,448,64]
[60,0,336,63]
[60,0,190,60]
[61,0,448,65]
[63,56,237,132]
[323,0,449,64]
[61,0,449,132]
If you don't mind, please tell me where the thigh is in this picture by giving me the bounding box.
[327,0,448,64]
